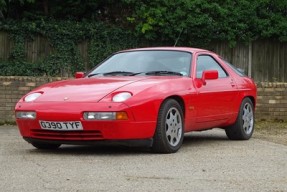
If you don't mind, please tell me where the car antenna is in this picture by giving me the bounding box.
[174,28,184,47]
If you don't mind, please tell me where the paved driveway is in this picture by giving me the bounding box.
[0,126,286,192]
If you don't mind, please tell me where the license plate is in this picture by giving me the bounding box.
[39,121,83,131]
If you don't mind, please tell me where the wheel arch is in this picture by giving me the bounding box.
[162,95,185,118]
[152,95,185,153]
[245,95,256,108]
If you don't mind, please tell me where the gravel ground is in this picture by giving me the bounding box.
[254,121,287,146]
[0,125,286,192]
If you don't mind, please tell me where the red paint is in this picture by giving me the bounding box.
[74,72,85,79]
[15,47,257,144]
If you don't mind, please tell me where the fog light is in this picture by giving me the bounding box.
[83,112,128,120]
[16,111,36,119]
[84,112,116,120]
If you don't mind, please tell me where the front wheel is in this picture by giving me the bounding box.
[152,99,184,153]
[225,98,254,140]
[32,142,61,150]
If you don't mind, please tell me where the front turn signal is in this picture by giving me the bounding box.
[116,112,128,120]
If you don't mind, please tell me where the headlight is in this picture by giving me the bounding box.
[112,92,132,102]
[83,112,128,120]
[24,92,42,102]
[16,111,36,119]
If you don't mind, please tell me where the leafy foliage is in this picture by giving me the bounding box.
[123,0,287,46]
[0,19,140,76]
[1,0,286,44]
[0,0,286,76]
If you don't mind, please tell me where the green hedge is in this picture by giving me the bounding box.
[0,19,142,76]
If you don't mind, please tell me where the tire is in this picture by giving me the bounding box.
[225,98,254,140]
[152,99,184,153]
[32,142,61,150]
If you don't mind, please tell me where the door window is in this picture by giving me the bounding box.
[196,55,228,78]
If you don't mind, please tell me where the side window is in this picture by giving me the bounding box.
[196,55,228,78]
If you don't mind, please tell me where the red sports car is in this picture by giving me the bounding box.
[15,47,256,153]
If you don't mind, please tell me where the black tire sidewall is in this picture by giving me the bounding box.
[156,99,184,152]
[237,98,255,139]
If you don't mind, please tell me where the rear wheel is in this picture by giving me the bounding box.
[152,99,184,153]
[225,98,254,140]
[32,142,61,150]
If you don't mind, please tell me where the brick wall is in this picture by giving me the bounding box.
[0,76,65,122]
[0,76,287,122]
[256,82,287,121]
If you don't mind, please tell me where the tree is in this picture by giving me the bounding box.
[0,0,286,45]
[123,0,287,45]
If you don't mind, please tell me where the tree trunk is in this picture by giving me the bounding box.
[0,10,4,19]
[43,0,48,16]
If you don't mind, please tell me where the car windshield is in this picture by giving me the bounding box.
[88,50,192,77]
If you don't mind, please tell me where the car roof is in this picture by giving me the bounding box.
[118,47,214,54]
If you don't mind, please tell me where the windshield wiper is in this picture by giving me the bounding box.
[88,71,182,77]
[88,71,137,78]
[87,73,100,78]
[144,71,183,76]
[103,71,137,76]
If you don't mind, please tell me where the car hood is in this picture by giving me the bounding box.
[33,76,157,102]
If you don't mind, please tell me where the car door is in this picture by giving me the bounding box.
[192,53,239,128]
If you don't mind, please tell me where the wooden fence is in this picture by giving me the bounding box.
[1,31,287,82]
[208,40,287,82]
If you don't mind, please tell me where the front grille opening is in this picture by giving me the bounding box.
[31,129,103,140]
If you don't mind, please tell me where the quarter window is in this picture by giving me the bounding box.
[196,55,228,78]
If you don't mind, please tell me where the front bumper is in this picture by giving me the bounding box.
[23,137,153,147]
[15,102,157,142]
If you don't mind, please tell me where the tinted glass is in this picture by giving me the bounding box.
[223,60,246,77]
[196,55,228,78]
[90,51,192,76]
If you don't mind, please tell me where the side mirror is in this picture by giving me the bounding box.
[75,72,85,79]
[202,70,218,85]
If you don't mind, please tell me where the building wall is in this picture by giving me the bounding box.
[0,76,287,122]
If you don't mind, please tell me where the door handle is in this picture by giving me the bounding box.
[230,79,236,87]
